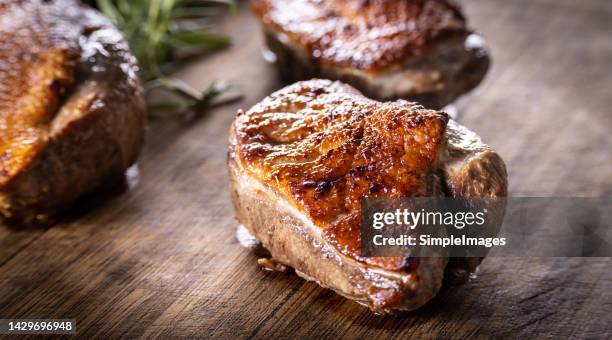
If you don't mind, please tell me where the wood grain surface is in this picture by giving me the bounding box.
[1,0,611,338]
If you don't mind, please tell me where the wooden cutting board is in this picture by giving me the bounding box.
[1,0,611,338]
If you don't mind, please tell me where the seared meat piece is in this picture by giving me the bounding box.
[251,0,490,109]
[0,0,146,225]
[229,80,506,313]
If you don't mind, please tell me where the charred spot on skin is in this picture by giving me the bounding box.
[311,87,326,96]
[352,165,366,174]
[368,182,382,194]
[314,179,335,197]
[353,132,364,143]
[343,23,355,33]
[407,114,425,128]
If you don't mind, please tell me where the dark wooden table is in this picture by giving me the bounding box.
[1,0,611,338]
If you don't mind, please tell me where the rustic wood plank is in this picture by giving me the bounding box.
[0,0,611,338]
[0,227,45,267]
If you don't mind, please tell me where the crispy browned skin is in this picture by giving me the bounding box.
[0,0,146,224]
[231,80,507,312]
[0,2,74,185]
[251,0,465,72]
[234,80,448,269]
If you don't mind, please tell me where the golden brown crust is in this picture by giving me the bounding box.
[234,79,448,269]
[251,0,466,72]
[0,4,76,186]
[0,0,146,224]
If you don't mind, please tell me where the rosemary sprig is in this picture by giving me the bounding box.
[95,0,237,116]
[145,78,235,118]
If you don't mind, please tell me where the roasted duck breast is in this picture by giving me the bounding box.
[252,0,490,109]
[0,0,146,225]
[229,80,506,313]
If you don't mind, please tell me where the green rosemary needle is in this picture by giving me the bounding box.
[96,0,237,116]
